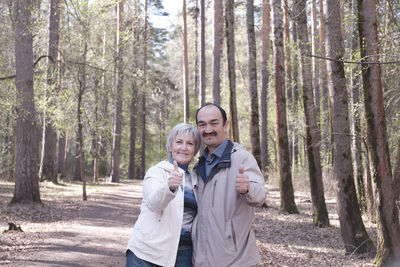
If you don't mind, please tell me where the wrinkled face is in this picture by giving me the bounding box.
[171,133,196,165]
[196,105,228,153]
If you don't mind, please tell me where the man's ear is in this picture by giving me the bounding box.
[224,120,230,133]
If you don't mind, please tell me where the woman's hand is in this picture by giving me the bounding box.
[168,160,182,191]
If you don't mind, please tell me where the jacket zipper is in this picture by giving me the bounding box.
[212,180,217,207]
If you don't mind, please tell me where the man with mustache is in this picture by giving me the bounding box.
[193,103,266,267]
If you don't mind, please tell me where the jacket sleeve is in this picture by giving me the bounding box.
[238,151,266,206]
[142,165,178,213]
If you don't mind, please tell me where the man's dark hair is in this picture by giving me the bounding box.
[195,103,227,125]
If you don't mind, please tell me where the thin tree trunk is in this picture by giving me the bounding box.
[325,0,375,254]
[99,30,109,177]
[110,0,124,183]
[311,0,320,120]
[246,0,261,167]
[194,0,199,104]
[290,4,299,170]
[260,0,270,171]
[212,0,223,105]
[40,0,61,184]
[77,81,86,200]
[319,0,330,164]
[128,0,139,180]
[293,0,329,227]
[225,0,239,143]
[12,0,41,203]
[349,0,366,212]
[363,138,376,222]
[199,0,206,107]
[272,0,298,214]
[140,0,148,179]
[357,0,400,264]
[57,1,66,180]
[284,0,295,174]
[183,0,189,122]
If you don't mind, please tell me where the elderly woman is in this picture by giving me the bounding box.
[126,123,201,267]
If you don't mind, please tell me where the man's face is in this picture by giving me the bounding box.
[196,106,228,151]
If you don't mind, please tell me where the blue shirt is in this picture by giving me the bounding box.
[202,139,229,179]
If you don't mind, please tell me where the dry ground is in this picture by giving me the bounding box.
[0,177,378,266]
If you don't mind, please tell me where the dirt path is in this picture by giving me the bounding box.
[1,179,378,266]
[1,181,143,267]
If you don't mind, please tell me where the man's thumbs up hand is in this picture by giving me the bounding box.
[236,165,249,194]
[168,160,182,191]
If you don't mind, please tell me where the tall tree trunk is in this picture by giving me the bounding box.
[357,0,400,264]
[182,0,189,122]
[12,0,41,203]
[293,0,329,227]
[99,30,109,177]
[194,0,199,104]
[92,78,99,184]
[284,0,295,174]
[290,3,299,170]
[349,0,366,211]
[212,0,223,105]
[325,0,375,254]
[319,0,330,164]
[260,0,270,171]
[272,0,298,214]
[199,0,206,107]
[40,0,61,184]
[57,1,66,180]
[246,0,261,168]
[77,80,86,200]
[311,0,320,120]
[110,0,124,183]
[225,0,239,143]
[140,0,148,179]
[128,0,139,180]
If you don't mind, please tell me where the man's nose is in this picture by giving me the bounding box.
[204,124,213,132]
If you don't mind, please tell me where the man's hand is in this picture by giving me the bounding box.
[236,165,249,194]
[168,160,182,191]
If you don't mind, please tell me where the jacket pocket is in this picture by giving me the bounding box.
[225,220,237,253]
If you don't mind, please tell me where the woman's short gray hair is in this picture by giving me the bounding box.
[166,123,201,160]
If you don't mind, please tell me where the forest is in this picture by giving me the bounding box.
[0,0,400,266]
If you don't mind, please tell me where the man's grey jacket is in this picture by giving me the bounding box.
[193,141,266,267]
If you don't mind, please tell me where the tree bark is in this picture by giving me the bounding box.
[128,0,139,180]
[212,0,223,105]
[349,0,366,212]
[293,0,329,227]
[260,0,270,171]
[357,0,400,264]
[246,0,261,167]
[319,0,330,164]
[140,0,148,179]
[311,0,320,121]
[272,0,298,214]
[110,0,124,183]
[39,0,61,184]
[182,0,189,122]
[325,0,375,254]
[225,0,239,143]
[199,0,206,107]
[12,0,41,203]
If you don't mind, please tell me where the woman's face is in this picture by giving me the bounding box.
[171,133,196,165]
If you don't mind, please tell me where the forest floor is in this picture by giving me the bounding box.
[0,176,378,267]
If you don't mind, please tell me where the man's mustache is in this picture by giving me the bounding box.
[203,132,217,137]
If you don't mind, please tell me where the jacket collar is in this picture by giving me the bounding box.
[194,140,234,183]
